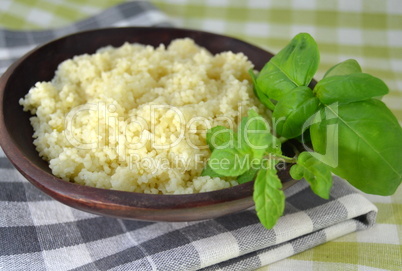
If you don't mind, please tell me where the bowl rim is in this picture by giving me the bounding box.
[0,26,291,220]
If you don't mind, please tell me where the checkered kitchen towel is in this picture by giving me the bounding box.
[0,2,377,270]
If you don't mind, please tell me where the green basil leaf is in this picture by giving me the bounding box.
[273,86,320,139]
[266,136,282,156]
[323,59,362,78]
[314,73,389,105]
[208,148,250,177]
[255,33,319,101]
[206,126,236,151]
[249,69,275,110]
[310,100,402,195]
[290,152,333,199]
[253,163,285,229]
[201,163,224,178]
[237,165,260,184]
[238,109,273,159]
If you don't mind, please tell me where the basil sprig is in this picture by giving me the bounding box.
[202,33,402,229]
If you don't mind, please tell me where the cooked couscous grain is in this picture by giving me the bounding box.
[20,38,265,194]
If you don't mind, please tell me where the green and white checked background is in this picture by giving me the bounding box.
[0,0,401,270]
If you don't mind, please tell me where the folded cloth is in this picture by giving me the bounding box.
[0,2,377,271]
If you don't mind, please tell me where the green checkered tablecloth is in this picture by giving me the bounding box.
[0,1,401,270]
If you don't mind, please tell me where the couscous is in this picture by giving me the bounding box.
[20,38,265,194]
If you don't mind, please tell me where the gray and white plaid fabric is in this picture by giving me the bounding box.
[0,1,171,75]
[0,2,377,271]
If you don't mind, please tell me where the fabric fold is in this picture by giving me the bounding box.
[200,179,377,270]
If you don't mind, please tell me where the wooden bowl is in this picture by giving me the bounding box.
[0,27,296,222]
